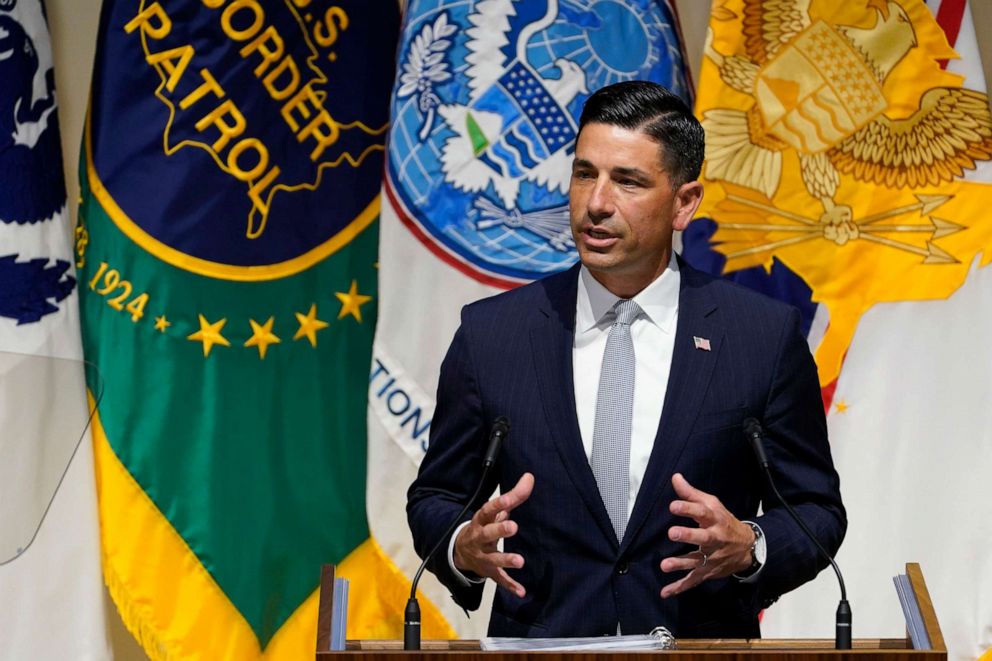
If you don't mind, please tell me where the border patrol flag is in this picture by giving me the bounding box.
[78,1,399,657]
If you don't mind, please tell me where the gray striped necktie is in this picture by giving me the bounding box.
[591,298,642,542]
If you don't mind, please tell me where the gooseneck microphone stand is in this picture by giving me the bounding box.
[743,418,851,649]
[404,417,509,650]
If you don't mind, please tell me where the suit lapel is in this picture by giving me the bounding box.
[530,266,619,548]
[621,263,723,554]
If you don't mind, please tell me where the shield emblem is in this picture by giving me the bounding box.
[754,21,886,153]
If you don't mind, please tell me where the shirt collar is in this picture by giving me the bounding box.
[576,254,680,335]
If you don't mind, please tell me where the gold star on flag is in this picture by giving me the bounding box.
[834,400,849,414]
[335,280,372,322]
[244,317,280,359]
[154,315,171,332]
[294,304,329,347]
[187,314,230,357]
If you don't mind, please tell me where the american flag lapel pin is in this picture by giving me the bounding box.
[693,336,711,351]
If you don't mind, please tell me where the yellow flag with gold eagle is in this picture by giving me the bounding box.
[684,1,992,658]
[692,0,992,384]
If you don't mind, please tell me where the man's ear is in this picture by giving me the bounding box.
[672,181,704,232]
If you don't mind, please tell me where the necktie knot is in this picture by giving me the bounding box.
[612,299,642,327]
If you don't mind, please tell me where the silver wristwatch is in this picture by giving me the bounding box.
[743,521,766,573]
[733,521,767,580]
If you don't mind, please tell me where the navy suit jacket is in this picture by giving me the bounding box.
[407,259,845,638]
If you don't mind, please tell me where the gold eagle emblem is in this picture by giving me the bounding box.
[703,0,992,246]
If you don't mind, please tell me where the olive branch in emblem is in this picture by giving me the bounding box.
[397,12,455,140]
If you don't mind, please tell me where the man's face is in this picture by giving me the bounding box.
[569,122,702,298]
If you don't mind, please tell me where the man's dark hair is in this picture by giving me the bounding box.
[577,81,704,188]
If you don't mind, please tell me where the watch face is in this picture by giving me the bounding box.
[753,525,767,565]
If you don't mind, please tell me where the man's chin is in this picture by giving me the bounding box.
[578,250,619,271]
[579,250,610,271]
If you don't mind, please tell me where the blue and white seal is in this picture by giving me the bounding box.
[387,0,690,284]
[0,0,65,227]
[0,0,76,328]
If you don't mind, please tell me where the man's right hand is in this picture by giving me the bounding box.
[453,472,535,598]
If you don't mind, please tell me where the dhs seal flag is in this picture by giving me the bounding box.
[78,0,402,656]
[368,0,694,639]
[385,0,692,286]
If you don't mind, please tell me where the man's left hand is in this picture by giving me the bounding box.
[659,473,755,599]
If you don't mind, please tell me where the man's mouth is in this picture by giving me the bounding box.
[581,227,619,249]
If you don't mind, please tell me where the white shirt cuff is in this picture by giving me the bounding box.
[447,520,486,587]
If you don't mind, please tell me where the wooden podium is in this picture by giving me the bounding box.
[316,563,945,660]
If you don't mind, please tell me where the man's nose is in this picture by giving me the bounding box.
[587,178,614,219]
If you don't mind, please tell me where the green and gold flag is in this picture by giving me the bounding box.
[77,1,401,657]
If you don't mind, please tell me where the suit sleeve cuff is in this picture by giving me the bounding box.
[448,520,487,587]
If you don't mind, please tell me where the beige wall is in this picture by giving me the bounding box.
[675,0,711,86]
[970,1,992,90]
[49,0,100,225]
[41,1,988,658]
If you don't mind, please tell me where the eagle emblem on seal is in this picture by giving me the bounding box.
[438,0,588,212]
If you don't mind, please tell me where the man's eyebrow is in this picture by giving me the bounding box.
[611,166,650,179]
[570,161,653,181]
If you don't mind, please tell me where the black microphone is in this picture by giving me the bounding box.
[742,418,851,650]
[743,418,770,468]
[404,417,510,650]
[484,416,509,467]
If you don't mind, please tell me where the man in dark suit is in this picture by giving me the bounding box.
[407,81,845,638]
